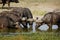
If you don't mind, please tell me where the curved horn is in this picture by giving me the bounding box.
[35,20,43,23]
[27,18,34,22]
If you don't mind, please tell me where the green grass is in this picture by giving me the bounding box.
[0,32,60,40]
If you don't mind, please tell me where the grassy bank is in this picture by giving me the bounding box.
[0,32,60,40]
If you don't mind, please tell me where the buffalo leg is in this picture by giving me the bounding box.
[2,3,6,8]
[23,25,28,32]
[7,0,10,9]
[2,0,6,8]
[8,3,10,8]
[48,23,52,32]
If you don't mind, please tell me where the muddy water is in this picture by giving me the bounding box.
[0,22,59,33]
[27,22,59,32]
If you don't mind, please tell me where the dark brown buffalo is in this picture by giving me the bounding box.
[0,11,20,22]
[0,16,16,32]
[23,8,33,31]
[0,11,21,29]
[1,0,19,8]
[23,8,33,19]
[0,0,2,4]
[0,16,9,29]
[41,12,60,31]
[12,7,33,19]
[12,7,33,31]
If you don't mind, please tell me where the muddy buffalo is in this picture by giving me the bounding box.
[12,7,33,19]
[21,8,33,31]
[0,11,21,29]
[0,15,17,32]
[41,12,60,31]
[12,7,33,31]
[1,0,19,8]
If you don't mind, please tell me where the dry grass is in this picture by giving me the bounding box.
[0,0,60,16]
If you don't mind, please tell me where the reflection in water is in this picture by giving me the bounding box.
[52,25,58,30]
[27,23,30,29]
[27,22,36,32]
[38,24,58,31]
[27,22,59,32]
[0,23,59,34]
[32,22,36,33]
[38,24,49,31]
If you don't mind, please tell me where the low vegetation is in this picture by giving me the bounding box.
[0,32,60,40]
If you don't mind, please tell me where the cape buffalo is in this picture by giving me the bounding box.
[1,0,19,8]
[12,7,33,31]
[0,11,21,29]
[0,15,16,32]
[22,8,33,31]
[41,12,60,31]
[12,7,33,19]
